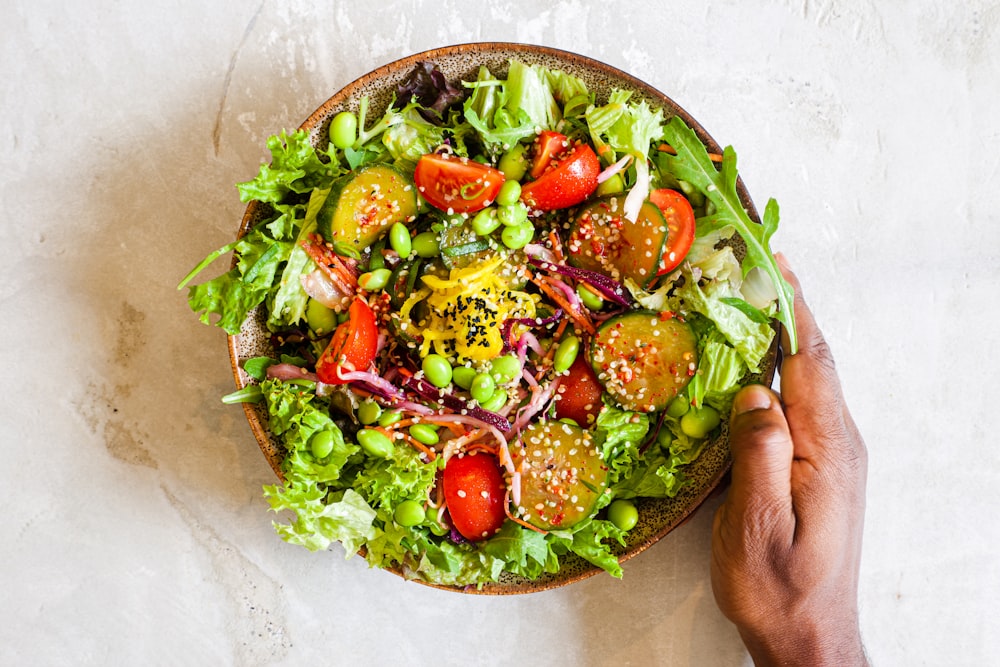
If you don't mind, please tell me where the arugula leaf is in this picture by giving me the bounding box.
[660,117,797,353]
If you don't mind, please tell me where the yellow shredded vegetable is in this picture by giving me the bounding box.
[398,254,538,362]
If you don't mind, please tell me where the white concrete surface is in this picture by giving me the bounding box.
[2,1,997,665]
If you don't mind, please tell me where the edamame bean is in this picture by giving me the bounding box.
[409,423,439,446]
[357,400,381,425]
[470,372,496,404]
[498,202,528,227]
[680,405,721,439]
[452,366,477,390]
[358,268,391,292]
[309,430,335,459]
[495,180,522,207]
[666,396,690,419]
[490,354,522,385]
[425,506,448,535]
[471,207,501,236]
[501,222,534,249]
[389,222,412,259]
[305,298,338,335]
[393,499,425,527]
[329,111,358,150]
[553,335,580,373]
[422,353,453,388]
[607,499,638,531]
[498,143,528,181]
[377,409,403,427]
[412,231,440,258]
[595,172,625,197]
[576,283,604,311]
[356,428,394,458]
[479,388,508,412]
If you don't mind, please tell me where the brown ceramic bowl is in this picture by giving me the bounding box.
[228,43,776,594]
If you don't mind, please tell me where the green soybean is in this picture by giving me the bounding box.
[553,335,580,373]
[357,400,381,425]
[377,409,403,427]
[452,365,477,390]
[595,172,625,197]
[412,231,440,258]
[393,500,425,527]
[357,428,394,458]
[501,222,534,249]
[470,372,496,404]
[498,202,528,227]
[422,353,453,388]
[329,111,358,149]
[498,143,529,181]
[471,207,501,236]
[495,180,522,207]
[490,354,522,385]
[576,283,604,311]
[480,388,508,412]
[389,222,412,259]
[425,506,448,535]
[358,268,391,292]
[666,396,690,419]
[309,430,335,459]
[607,499,638,531]
[680,405,721,439]
[305,298,338,335]
[409,423,440,446]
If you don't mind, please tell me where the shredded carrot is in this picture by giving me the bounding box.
[547,230,565,263]
[531,276,595,336]
[657,142,723,163]
[505,506,548,534]
[596,143,612,156]
[403,434,437,461]
[464,441,498,456]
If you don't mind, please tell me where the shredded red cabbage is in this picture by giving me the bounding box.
[402,376,512,432]
[526,256,633,307]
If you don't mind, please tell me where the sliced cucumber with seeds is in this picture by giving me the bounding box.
[591,310,698,413]
[515,420,608,530]
[566,195,668,288]
[316,164,418,251]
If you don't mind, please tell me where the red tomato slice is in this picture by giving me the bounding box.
[442,452,507,541]
[413,153,505,214]
[315,297,378,384]
[553,354,604,427]
[649,188,696,275]
[530,130,569,179]
[520,144,600,212]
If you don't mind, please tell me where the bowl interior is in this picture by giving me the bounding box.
[228,43,776,594]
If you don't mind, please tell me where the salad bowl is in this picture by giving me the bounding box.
[225,43,778,593]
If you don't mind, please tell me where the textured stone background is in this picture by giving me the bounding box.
[2,1,997,664]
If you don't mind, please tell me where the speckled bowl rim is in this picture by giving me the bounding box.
[227,42,777,595]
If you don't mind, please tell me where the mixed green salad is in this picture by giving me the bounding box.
[180,59,795,587]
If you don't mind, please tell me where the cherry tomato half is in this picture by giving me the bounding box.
[442,452,507,541]
[529,130,569,179]
[413,153,505,215]
[315,297,378,384]
[520,144,600,212]
[554,354,604,427]
[649,188,696,275]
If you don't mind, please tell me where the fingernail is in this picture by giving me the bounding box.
[732,384,774,415]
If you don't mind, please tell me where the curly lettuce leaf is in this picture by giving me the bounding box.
[237,129,336,205]
[660,117,797,353]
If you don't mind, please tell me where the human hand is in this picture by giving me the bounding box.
[711,257,869,666]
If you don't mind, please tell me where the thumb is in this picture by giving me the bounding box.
[724,385,795,520]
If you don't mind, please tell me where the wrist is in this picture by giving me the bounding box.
[737,615,868,667]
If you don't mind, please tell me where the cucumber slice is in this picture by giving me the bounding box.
[591,310,698,412]
[515,420,608,530]
[566,195,668,288]
[316,164,418,251]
